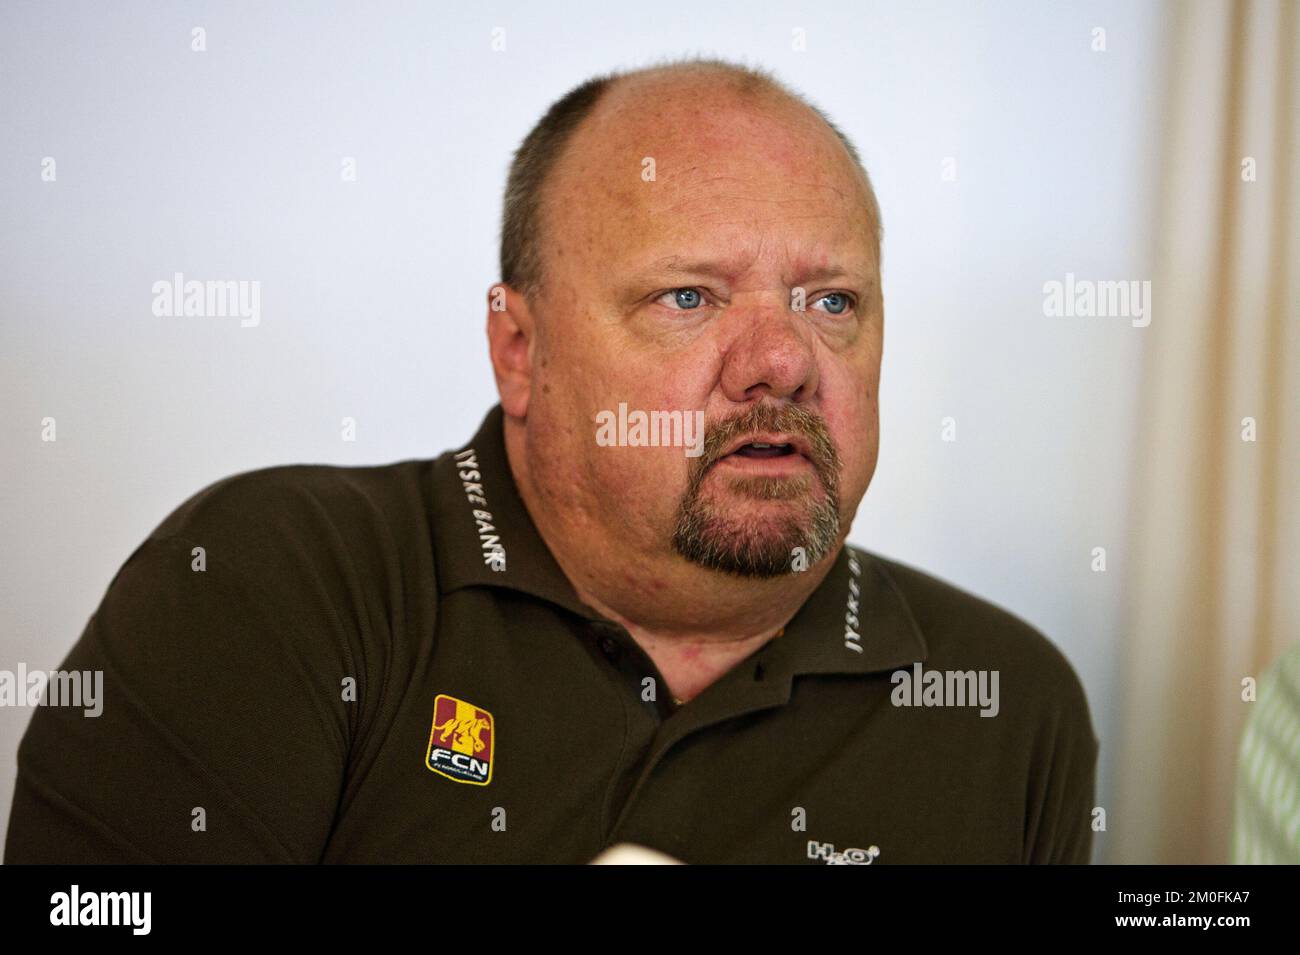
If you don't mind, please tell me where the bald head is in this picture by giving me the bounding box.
[499,58,882,308]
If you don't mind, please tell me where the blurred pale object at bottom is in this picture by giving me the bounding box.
[589,843,684,865]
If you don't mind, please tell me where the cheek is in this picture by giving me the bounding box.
[829,405,876,469]
[858,335,883,404]
[821,368,880,484]
[580,443,695,538]
[854,391,881,474]
[584,394,704,511]
[600,446,690,494]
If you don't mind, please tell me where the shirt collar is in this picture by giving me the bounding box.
[431,404,928,678]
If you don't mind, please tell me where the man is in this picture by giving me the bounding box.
[5,58,1098,864]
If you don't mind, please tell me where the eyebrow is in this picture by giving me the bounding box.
[640,256,872,287]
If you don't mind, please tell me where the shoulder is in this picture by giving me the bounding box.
[855,547,1096,740]
[152,459,433,525]
[139,459,437,586]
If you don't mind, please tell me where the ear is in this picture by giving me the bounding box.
[486,283,536,420]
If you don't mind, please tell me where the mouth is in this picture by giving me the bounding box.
[717,433,814,464]
[708,434,820,485]
[727,442,798,459]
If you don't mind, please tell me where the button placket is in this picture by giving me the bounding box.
[588,621,676,720]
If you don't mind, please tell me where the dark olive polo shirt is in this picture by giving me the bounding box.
[5,404,1099,864]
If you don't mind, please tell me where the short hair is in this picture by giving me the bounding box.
[499,56,883,306]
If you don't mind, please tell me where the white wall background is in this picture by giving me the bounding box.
[0,0,1164,861]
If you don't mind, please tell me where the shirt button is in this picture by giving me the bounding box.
[597,635,621,660]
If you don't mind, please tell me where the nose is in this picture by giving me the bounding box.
[717,298,819,404]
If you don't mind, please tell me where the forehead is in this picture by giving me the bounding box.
[542,77,877,280]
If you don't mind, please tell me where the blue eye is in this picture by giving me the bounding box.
[663,288,703,309]
[815,292,854,315]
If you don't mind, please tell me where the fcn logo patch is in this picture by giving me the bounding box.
[425,694,494,785]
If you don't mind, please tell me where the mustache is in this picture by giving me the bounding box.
[695,404,841,479]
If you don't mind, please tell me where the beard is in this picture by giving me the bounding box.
[671,403,842,578]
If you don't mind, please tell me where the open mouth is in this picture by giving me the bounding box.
[726,442,798,460]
